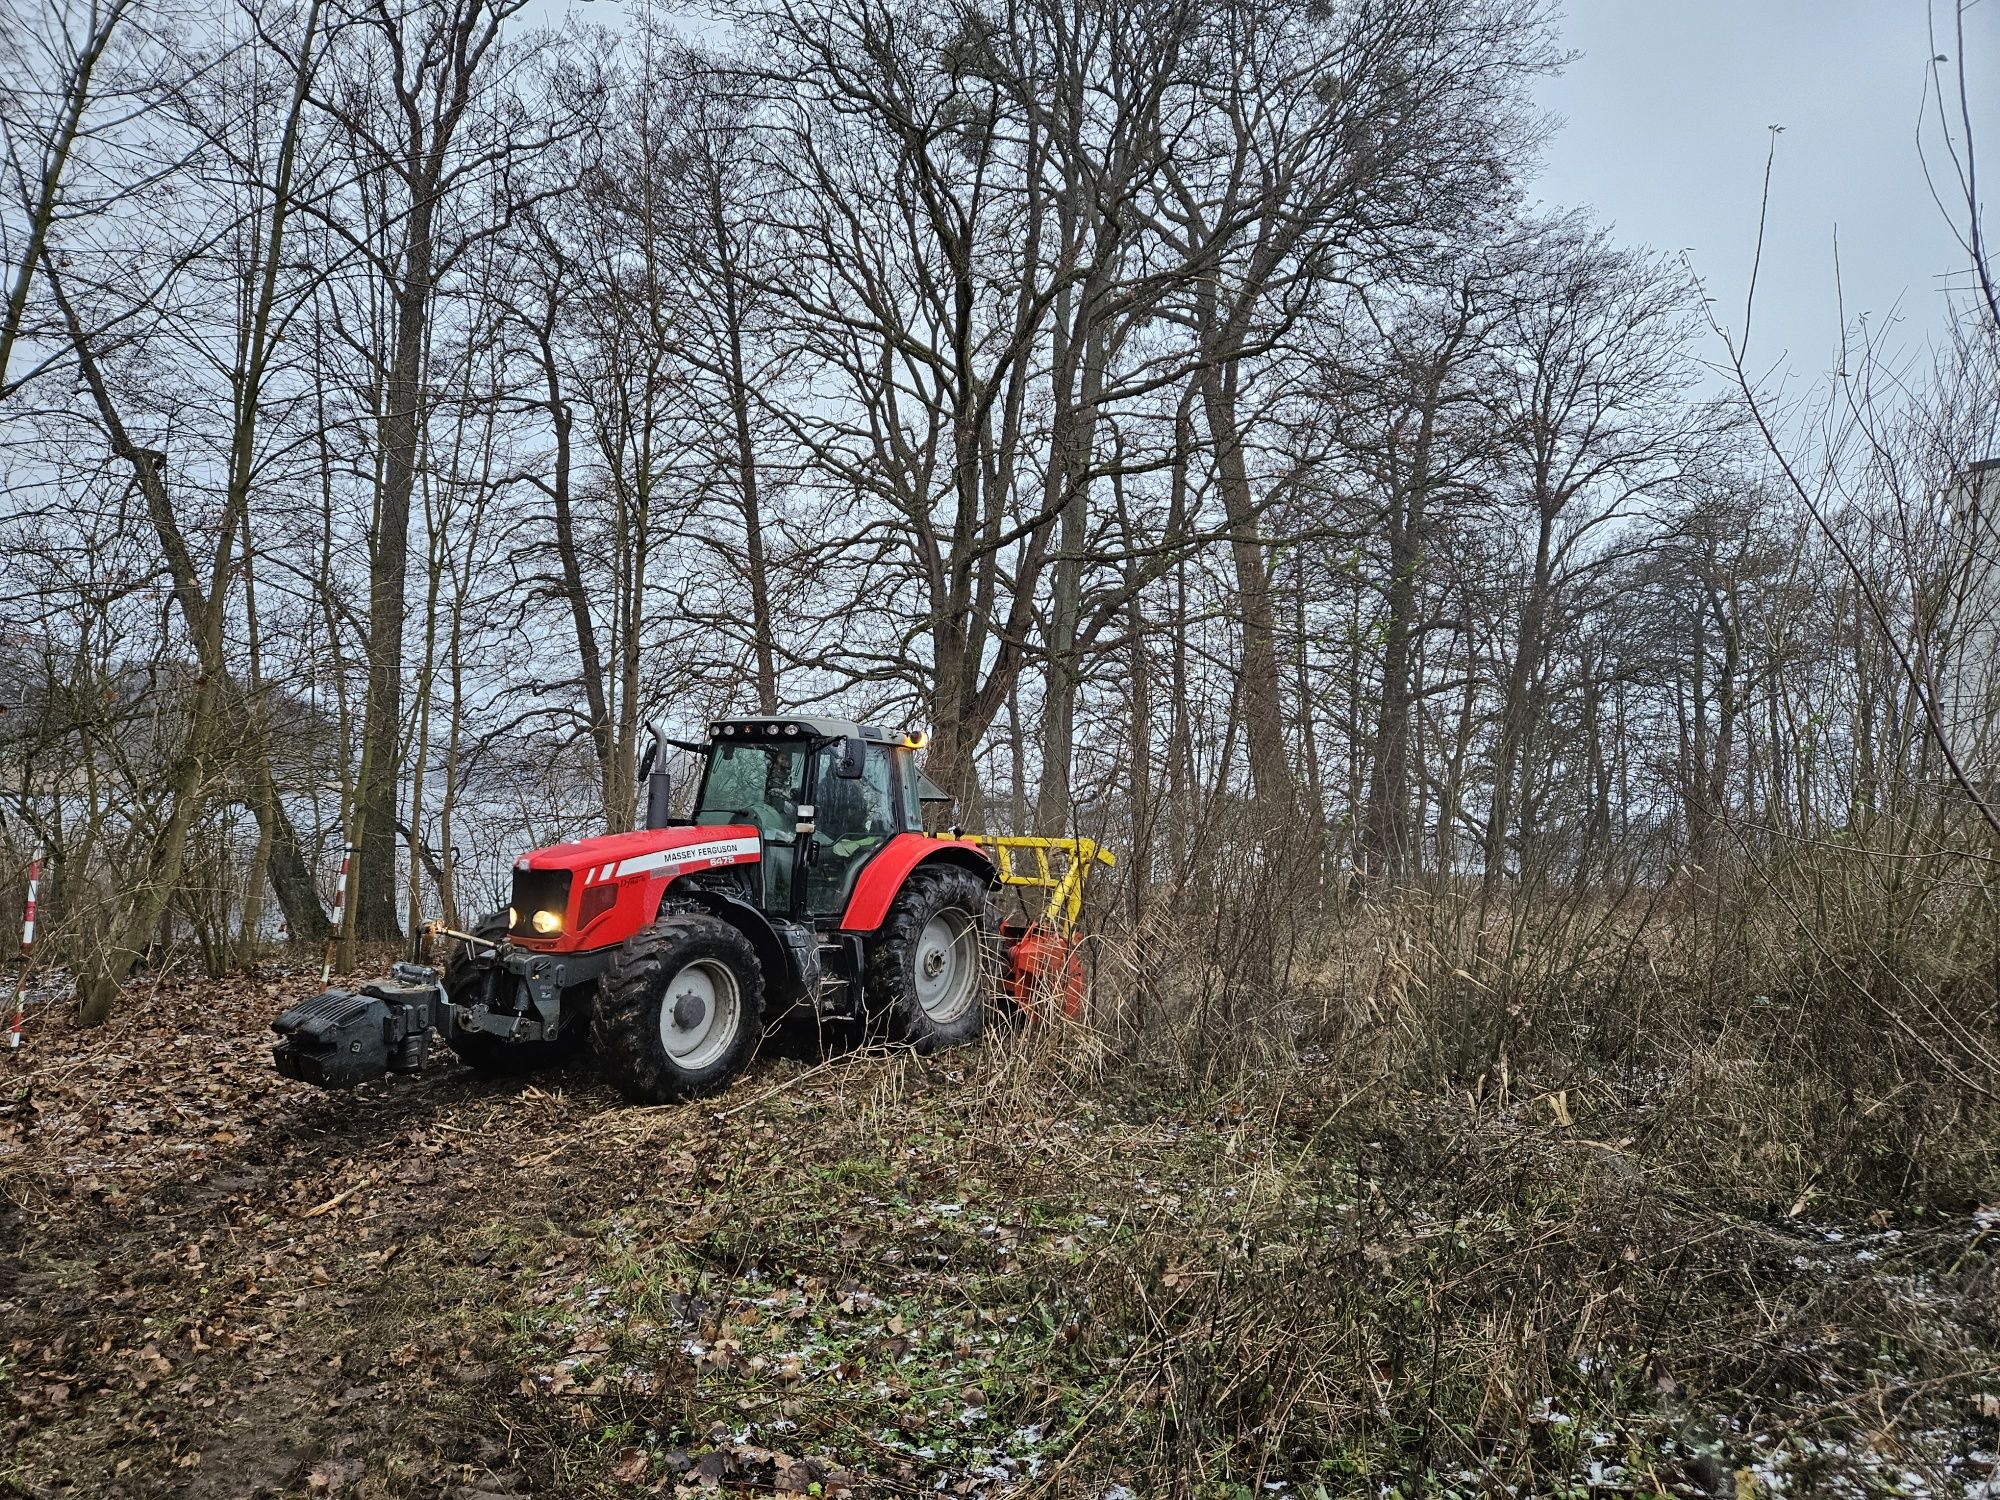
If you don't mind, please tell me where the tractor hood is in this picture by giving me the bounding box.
[508,824,764,953]
[515,824,762,879]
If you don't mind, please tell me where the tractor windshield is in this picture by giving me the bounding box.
[694,743,807,841]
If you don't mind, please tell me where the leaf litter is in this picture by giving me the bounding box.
[1,970,1997,1497]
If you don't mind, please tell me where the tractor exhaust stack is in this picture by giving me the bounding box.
[642,721,674,831]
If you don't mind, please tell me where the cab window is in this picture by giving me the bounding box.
[893,749,922,830]
[807,743,897,911]
[813,744,895,845]
[695,744,806,841]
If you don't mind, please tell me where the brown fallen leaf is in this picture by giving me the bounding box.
[610,1447,648,1485]
[307,1457,364,1495]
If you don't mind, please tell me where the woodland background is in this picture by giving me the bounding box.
[5,3,2000,1494]
[0,0,1995,1098]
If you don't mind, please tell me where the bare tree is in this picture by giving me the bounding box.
[317,0,533,938]
[0,0,134,397]
[1328,257,1508,878]
[33,0,339,1018]
[1479,224,1696,892]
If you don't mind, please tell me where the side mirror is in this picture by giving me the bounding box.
[832,736,867,780]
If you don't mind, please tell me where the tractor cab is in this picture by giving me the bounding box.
[676,717,949,924]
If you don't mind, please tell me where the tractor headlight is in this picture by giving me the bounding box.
[531,908,562,935]
[507,906,519,928]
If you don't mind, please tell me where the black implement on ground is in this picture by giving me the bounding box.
[272,962,443,1089]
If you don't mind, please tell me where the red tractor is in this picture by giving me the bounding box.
[273,717,1105,1102]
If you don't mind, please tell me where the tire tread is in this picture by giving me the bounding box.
[864,865,1000,1052]
[593,911,764,1102]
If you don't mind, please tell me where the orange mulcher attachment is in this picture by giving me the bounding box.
[960,837,1115,1021]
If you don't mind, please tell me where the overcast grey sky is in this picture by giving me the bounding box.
[1531,1,1997,386]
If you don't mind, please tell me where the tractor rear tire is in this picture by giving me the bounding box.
[866,865,1000,1053]
[440,915,585,1076]
[593,912,764,1103]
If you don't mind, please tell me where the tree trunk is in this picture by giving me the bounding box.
[1484,512,1554,891]
[1362,497,1421,879]
[1125,582,1154,920]
[262,791,325,942]
[1198,363,1295,821]
[1034,294,1107,834]
[712,167,779,714]
[239,775,275,962]
[354,201,435,939]
[537,326,617,821]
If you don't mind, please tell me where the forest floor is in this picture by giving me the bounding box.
[1,965,1998,1499]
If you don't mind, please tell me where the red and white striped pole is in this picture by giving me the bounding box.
[7,850,42,1052]
[322,841,353,986]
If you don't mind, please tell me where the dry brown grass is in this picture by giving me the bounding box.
[2,849,1998,1497]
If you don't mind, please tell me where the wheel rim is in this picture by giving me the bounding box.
[913,907,981,1023]
[659,958,742,1071]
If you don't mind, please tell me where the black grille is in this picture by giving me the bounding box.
[510,868,572,937]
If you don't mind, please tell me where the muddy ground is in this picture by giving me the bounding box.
[3,967,1999,1498]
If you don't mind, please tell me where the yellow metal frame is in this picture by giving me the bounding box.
[960,835,1115,934]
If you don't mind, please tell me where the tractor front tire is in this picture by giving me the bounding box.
[593,913,764,1104]
[867,865,1000,1052]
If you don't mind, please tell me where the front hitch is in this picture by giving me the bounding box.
[272,961,441,1089]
